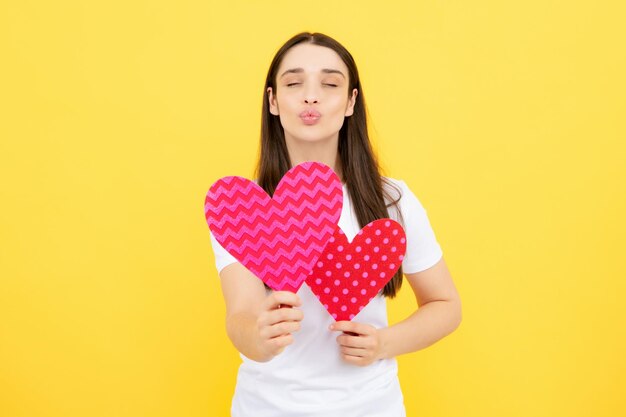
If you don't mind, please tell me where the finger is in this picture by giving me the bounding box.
[257,306,303,329]
[337,334,369,349]
[267,307,304,325]
[265,291,301,310]
[269,334,294,350]
[340,354,366,366]
[340,346,367,357]
[329,321,355,333]
[265,320,301,338]
[330,321,371,336]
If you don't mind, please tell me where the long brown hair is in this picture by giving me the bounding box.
[254,32,405,298]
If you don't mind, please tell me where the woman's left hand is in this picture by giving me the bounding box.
[329,321,384,366]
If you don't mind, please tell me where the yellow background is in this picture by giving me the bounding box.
[1,1,625,416]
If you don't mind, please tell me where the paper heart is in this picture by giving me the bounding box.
[205,162,343,292]
[306,219,407,321]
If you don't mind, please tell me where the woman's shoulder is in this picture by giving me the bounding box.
[381,176,427,212]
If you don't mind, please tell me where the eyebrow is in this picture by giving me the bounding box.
[279,68,346,79]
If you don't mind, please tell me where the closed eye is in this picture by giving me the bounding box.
[323,83,338,87]
[286,83,301,87]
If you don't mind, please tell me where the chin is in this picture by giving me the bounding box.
[286,126,342,144]
[293,133,336,144]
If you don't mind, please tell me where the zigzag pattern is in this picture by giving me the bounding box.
[206,195,342,233]
[204,162,343,292]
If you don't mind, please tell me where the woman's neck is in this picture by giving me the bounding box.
[285,136,344,183]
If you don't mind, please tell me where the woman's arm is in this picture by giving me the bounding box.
[219,263,303,362]
[331,256,461,365]
[377,256,462,359]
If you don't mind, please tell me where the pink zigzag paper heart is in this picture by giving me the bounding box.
[205,162,343,292]
[306,219,407,321]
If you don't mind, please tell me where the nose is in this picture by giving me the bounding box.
[303,83,319,104]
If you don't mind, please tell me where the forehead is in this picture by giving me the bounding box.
[278,43,348,75]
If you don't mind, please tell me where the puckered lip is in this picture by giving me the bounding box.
[299,109,321,118]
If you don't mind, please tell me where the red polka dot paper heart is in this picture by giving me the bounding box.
[306,219,407,321]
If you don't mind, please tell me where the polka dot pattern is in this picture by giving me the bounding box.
[306,218,407,322]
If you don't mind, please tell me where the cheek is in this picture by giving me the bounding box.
[276,95,300,114]
[327,94,350,113]
[327,97,351,123]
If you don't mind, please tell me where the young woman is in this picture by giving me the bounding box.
[209,32,462,417]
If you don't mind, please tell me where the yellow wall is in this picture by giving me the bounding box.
[1,1,625,416]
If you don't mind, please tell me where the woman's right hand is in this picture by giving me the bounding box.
[256,291,303,359]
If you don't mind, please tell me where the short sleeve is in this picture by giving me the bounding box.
[208,230,239,275]
[395,180,444,274]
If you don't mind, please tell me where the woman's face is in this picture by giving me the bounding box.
[267,43,358,145]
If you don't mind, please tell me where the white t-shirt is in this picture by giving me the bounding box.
[209,177,443,417]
